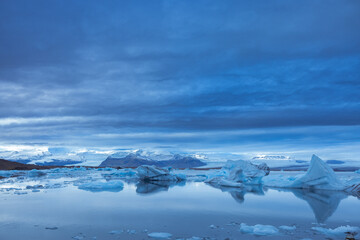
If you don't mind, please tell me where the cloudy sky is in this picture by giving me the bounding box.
[0,0,360,160]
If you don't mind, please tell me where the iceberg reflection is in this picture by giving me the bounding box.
[136,181,185,195]
[208,183,351,223]
[289,188,348,223]
[207,183,265,203]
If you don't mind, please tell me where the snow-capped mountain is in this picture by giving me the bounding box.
[252,155,292,160]
[99,151,206,168]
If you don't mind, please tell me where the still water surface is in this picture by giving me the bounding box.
[0,180,359,239]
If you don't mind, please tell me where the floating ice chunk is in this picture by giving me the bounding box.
[109,230,123,234]
[240,223,279,236]
[137,165,181,182]
[0,170,17,178]
[97,167,114,171]
[344,178,360,197]
[148,232,172,239]
[355,169,360,174]
[279,225,296,231]
[70,167,87,171]
[115,169,137,177]
[176,237,203,240]
[127,229,136,234]
[26,184,44,189]
[206,160,269,187]
[312,225,359,237]
[175,173,187,181]
[14,191,27,195]
[290,155,343,190]
[263,174,299,188]
[224,160,270,184]
[72,236,84,240]
[78,180,124,192]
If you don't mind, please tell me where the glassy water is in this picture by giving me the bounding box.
[0,180,359,239]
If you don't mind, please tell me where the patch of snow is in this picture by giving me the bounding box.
[240,223,279,236]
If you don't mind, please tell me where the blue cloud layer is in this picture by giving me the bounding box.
[0,0,359,158]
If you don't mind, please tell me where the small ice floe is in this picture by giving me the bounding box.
[209,224,218,229]
[77,180,124,192]
[32,189,40,192]
[182,237,202,240]
[27,185,43,190]
[109,230,123,234]
[312,225,359,237]
[137,165,183,182]
[72,235,84,240]
[127,229,136,234]
[148,232,173,239]
[279,225,296,231]
[240,223,279,236]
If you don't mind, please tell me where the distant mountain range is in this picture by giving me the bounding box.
[252,155,291,160]
[99,153,206,168]
[36,159,83,166]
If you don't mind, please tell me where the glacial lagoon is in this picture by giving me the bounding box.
[0,170,359,240]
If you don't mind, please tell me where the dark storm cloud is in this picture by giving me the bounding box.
[0,0,360,154]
